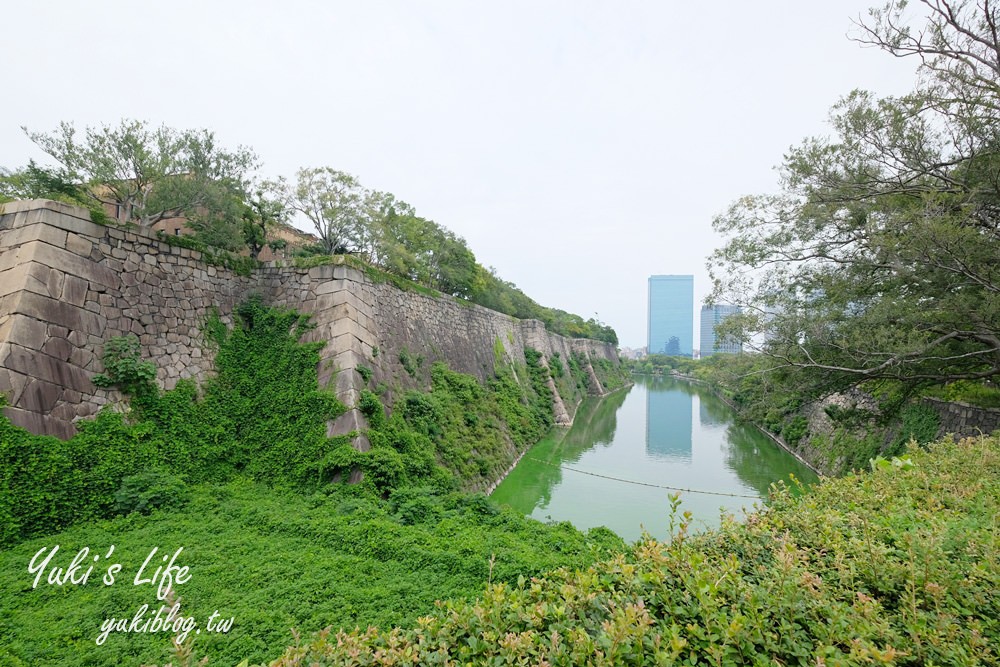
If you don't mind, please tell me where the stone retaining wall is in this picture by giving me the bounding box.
[0,200,619,456]
[922,397,1000,439]
[0,200,256,437]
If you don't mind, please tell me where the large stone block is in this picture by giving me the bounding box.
[313,279,348,296]
[4,343,94,392]
[19,378,63,413]
[11,291,106,336]
[0,365,29,405]
[315,291,374,319]
[308,265,337,280]
[2,404,75,439]
[13,202,107,239]
[0,222,69,249]
[330,335,368,360]
[61,275,90,307]
[0,262,51,299]
[65,234,93,257]
[21,240,118,288]
[0,246,29,272]
[327,318,376,346]
[3,316,49,350]
[46,268,65,299]
[41,336,73,361]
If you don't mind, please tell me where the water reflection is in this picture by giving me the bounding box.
[645,378,692,462]
[492,389,630,513]
[699,391,731,427]
[492,376,818,541]
[721,422,808,497]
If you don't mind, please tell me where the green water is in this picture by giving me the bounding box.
[491,376,819,542]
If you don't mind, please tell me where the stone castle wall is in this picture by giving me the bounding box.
[0,200,257,437]
[922,397,1000,439]
[0,200,619,446]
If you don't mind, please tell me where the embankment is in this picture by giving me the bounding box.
[0,199,622,487]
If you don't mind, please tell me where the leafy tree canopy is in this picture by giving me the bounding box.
[709,0,1000,395]
[0,160,86,205]
[22,119,259,228]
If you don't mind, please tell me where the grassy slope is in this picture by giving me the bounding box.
[263,435,1000,666]
[0,298,632,666]
[0,481,622,667]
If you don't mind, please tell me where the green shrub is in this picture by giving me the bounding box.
[356,364,373,384]
[0,409,161,545]
[358,389,385,428]
[886,403,940,456]
[924,379,1000,408]
[0,480,624,667]
[0,299,346,546]
[91,335,158,404]
[399,348,418,377]
[388,486,442,525]
[548,353,564,378]
[780,414,808,445]
[267,435,1000,666]
[114,469,189,515]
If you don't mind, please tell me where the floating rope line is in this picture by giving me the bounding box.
[525,457,762,500]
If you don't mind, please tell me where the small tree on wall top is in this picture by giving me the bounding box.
[22,119,259,229]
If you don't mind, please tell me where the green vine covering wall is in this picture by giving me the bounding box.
[0,298,349,546]
[342,348,558,493]
[0,300,625,666]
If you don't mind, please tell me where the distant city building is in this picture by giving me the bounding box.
[699,304,742,357]
[619,346,647,360]
[647,275,694,357]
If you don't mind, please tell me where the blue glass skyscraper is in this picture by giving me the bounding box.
[700,304,742,357]
[647,275,694,356]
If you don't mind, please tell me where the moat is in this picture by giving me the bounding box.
[492,375,819,542]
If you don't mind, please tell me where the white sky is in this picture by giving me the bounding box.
[2,1,919,348]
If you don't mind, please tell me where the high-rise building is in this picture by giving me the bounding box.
[700,304,742,357]
[647,275,694,357]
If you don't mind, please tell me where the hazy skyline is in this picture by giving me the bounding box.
[2,1,920,347]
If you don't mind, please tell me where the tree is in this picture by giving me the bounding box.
[23,119,258,227]
[0,160,85,204]
[282,167,365,254]
[426,228,477,298]
[368,197,421,276]
[240,189,287,260]
[709,0,1000,392]
[353,189,406,265]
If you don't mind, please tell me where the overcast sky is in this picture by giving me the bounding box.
[3,1,920,348]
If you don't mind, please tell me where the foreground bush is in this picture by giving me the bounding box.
[266,435,1000,666]
[0,481,623,666]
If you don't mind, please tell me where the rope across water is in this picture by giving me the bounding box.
[524,457,763,500]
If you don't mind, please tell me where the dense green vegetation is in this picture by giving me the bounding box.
[0,481,622,667]
[261,434,1000,666]
[632,353,954,475]
[0,299,347,546]
[922,380,1000,409]
[708,3,1000,398]
[1,297,620,543]
[0,299,626,665]
[336,344,627,493]
[629,353,700,377]
[336,355,556,493]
